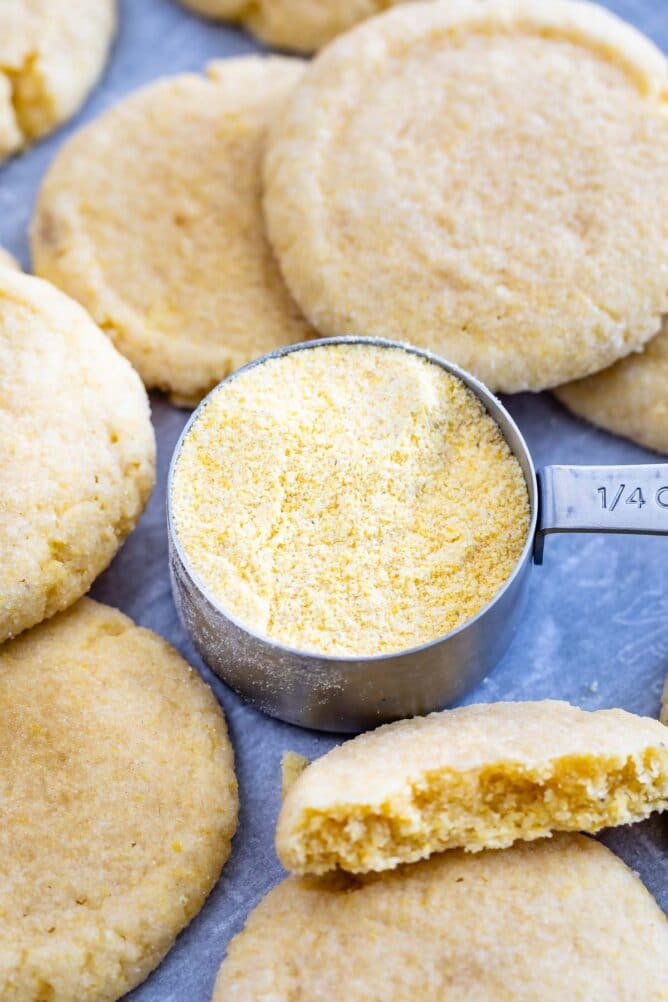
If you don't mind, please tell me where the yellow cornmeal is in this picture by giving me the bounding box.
[171,343,530,656]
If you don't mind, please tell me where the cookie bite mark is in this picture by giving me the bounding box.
[276,701,668,874]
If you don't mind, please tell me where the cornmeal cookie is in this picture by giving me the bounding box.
[179,0,412,51]
[0,0,115,160]
[0,248,20,271]
[171,342,530,656]
[32,56,313,406]
[245,0,415,53]
[661,675,668,725]
[276,700,668,874]
[214,835,668,1001]
[555,317,668,454]
[263,0,668,392]
[0,270,155,643]
[0,599,238,1001]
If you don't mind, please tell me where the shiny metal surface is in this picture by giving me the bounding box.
[168,337,540,732]
[535,464,668,562]
[168,337,668,732]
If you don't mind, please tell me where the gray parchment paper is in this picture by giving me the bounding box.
[1,1,666,998]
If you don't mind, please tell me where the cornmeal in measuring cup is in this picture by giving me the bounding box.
[171,343,530,656]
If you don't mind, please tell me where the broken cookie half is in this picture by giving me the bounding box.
[277,700,668,875]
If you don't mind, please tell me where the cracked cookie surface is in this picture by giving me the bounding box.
[276,700,668,874]
[0,0,115,159]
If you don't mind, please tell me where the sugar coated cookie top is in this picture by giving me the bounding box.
[0,270,155,643]
[0,598,238,1001]
[263,0,668,392]
[32,56,312,406]
[214,835,668,1001]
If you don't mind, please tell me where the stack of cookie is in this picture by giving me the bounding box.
[0,0,667,998]
[214,701,668,998]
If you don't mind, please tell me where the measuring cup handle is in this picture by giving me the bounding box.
[534,464,668,564]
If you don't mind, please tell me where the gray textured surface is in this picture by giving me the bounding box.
[2,1,667,998]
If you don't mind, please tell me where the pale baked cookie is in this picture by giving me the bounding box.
[276,700,668,874]
[0,248,20,271]
[0,0,115,160]
[0,599,238,1001]
[31,56,313,406]
[263,0,668,393]
[0,270,155,644]
[214,835,668,1001]
[170,342,530,656]
[244,0,414,53]
[179,0,412,51]
[555,317,668,454]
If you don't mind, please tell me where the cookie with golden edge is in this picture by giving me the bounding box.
[31,56,313,407]
[0,248,20,270]
[0,0,115,160]
[555,318,668,454]
[662,676,668,726]
[276,700,668,875]
[263,0,668,393]
[0,599,238,1001]
[179,0,413,51]
[0,270,155,644]
[244,0,416,53]
[214,835,668,1001]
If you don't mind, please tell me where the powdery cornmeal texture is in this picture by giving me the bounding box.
[0,0,115,159]
[0,271,155,644]
[214,835,668,1002]
[263,0,668,393]
[171,342,530,656]
[276,700,668,874]
[31,56,313,407]
[555,317,668,454]
[0,599,238,1002]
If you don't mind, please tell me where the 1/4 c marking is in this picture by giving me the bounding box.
[598,485,668,510]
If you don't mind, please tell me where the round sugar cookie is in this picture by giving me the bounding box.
[0,599,238,1001]
[31,56,313,407]
[0,0,115,160]
[178,0,411,51]
[276,700,668,874]
[0,270,155,644]
[244,0,414,53]
[214,835,668,1001]
[0,248,20,271]
[555,317,668,454]
[263,0,668,393]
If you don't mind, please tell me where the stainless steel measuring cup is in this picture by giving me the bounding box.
[167,337,668,733]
